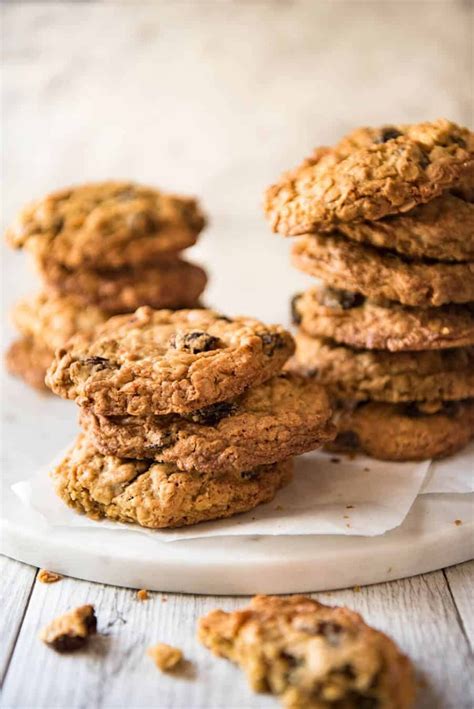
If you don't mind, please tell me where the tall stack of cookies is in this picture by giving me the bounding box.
[264,119,474,460]
[5,181,207,391]
[45,307,335,528]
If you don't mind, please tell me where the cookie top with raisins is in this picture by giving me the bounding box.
[264,119,474,233]
[6,181,206,269]
[292,285,474,352]
[79,374,335,474]
[46,307,295,415]
[198,594,416,709]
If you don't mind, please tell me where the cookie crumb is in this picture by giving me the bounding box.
[137,589,149,601]
[454,519,463,526]
[161,596,168,603]
[39,605,97,652]
[330,457,340,463]
[147,643,183,671]
[343,515,349,519]
[275,505,284,511]
[38,569,62,584]
[345,523,351,528]
[363,467,370,472]
[353,585,361,593]
[387,567,393,573]
[346,505,354,509]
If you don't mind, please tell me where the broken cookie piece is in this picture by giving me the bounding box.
[198,595,415,708]
[39,604,97,652]
[147,643,183,671]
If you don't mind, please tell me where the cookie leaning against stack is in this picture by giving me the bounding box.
[46,306,336,528]
[5,181,207,390]
[264,118,474,460]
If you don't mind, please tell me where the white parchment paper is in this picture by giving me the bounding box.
[421,441,474,494]
[12,446,438,541]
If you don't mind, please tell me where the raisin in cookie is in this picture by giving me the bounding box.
[264,119,473,234]
[6,181,206,269]
[47,307,295,415]
[292,286,474,352]
[37,256,207,314]
[290,332,474,404]
[329,400,474,461]
[79,374,335,474]
[5,337,54,391]
[292,233,474,308]
[52,434,292,528]
[199,595,415,709]
[337,191,474,262]
[12,292,108,352]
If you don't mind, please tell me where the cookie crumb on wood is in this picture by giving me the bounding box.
[38,569,62,584]
[137,589,149,601]
[147,643,183,671]
[454,519,463,526]
[39,604,97,652]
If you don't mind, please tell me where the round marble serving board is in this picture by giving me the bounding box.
[2,493,473,594]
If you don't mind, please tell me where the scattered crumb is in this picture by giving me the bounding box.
[345,523,351,528]
[330,457,340,464]
[275,505,284,511]
[454,519,463,526]
[39,605,97,653]
[387,567,393,573]
[147,643,183,671]
[346,505,354,509]
[348,453,357,460]
[137,589,150,601]
[363,467,370,472]
[38,569,62,584]
[353,585,361,593]
[162,596,168,603]
[343,515,349,519]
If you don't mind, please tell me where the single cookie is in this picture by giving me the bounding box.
[46,307,295,416]
[37,256,207,314]
[337,191,474,262]
[6,181,206,269]
[79,374,335,474]
[291,332,474,404]
[292,233,474,307]
[329,400,474,461]
[198,595,416,709]
[292,286,474,352]
[264,118,474,233]
[5,337,53,391]
[12,292,109,352]
[52,434,293,529]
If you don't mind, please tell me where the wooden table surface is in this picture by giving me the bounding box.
[1,556,473,709]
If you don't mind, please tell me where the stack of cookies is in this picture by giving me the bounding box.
[264,119,474,460]
[5,181,207,390]
[45,307,335,528]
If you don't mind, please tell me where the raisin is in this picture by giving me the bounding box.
[451,135,466,148]
[170,331,221,354]
[334,430,360,450]
[419,151,430,169]
[291,294,302,325]
[83,356,112,370]
[320,287,364,310]
[186,401,237,425]
[259,332,286,356]
[240,470,260,481]
[377,127,402,143]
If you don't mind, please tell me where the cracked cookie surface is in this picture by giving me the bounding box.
[46,307,295,415]
[292,233,474,308]
[79,374,335,474]
[52,434,293,528]
[336,191,474,262]
[6,181,206,269]
[329,400,474,461]
[198,594,415,709]
[292,286,474,351]
[37,257,207,314]
[291,332,474,404]
[264,119,474,234]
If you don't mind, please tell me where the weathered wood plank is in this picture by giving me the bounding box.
[0,556,37,686]
[3,567,473,708]
[445,560,474,651]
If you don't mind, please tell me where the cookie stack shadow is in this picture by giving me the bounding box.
[5,181,208,391]
[264,119,474,460]
[45,307,335,528]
